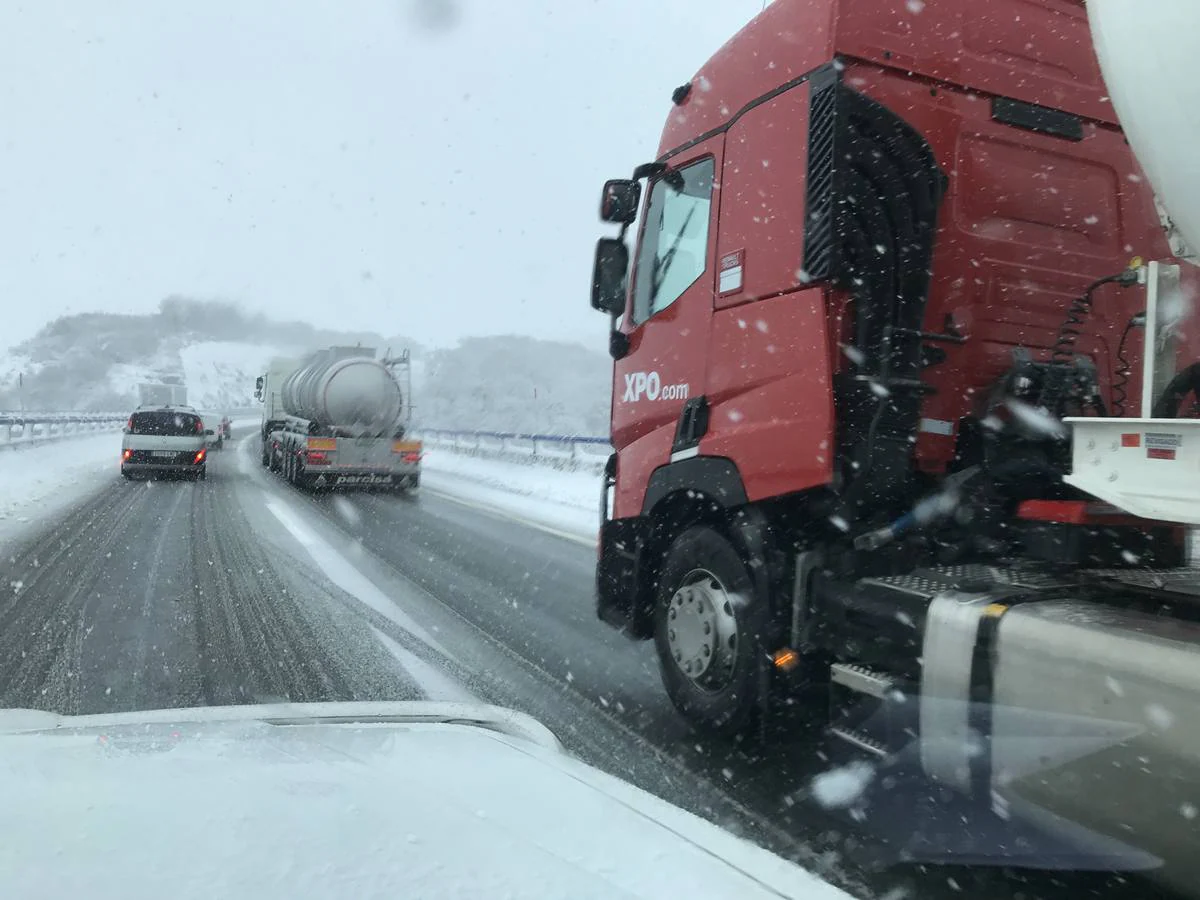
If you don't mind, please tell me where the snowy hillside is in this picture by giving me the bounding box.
[0,298,609,435]
[180,342,285,410]
[0,297,413,413]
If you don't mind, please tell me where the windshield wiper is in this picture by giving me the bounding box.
[650,204,697,302]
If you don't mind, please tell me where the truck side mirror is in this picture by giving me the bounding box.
[254,375,264,401]
[591,237,629,316]
[600,179,641,224]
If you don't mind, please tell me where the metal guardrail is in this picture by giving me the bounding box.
[0,412,127,449]
[416,428,611,469]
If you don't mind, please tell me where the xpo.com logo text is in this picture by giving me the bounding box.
[621,371,690,403]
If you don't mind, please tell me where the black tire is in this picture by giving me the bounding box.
[287,449,303,488]
[653,525,769,735]
[198,465,207,481]
[121,468,132,480]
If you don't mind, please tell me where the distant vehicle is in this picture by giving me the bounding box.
[255,347,421,493]
[121,406,208,481]
[219,416,232,440]
[137,382,188,408]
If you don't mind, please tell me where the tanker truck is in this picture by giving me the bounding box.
[588,0,1200,888]
[254,347,422,492]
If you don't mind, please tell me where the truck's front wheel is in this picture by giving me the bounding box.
[653,525,767,735]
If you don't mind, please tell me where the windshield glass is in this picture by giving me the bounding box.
[128,411,202,436]
[3,3,1199,899]
[630,158,715,324]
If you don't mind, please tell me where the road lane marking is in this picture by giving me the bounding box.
[424,487,598,549]
[263,495,455,659]
[369,624,476,703]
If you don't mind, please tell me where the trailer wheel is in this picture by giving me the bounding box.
[653,525,767,735]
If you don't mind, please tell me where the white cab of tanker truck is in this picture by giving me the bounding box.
[254,347,422,492]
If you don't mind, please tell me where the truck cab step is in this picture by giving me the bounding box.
[828,725,888,758]
[830,662,894,698]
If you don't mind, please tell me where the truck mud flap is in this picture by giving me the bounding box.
[597,518,647,638]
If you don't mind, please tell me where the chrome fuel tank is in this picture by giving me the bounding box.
[920,586,1200,892]
[992,600,1200,890]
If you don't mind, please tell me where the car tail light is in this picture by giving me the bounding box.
[401,451,422,464]
[306,450,329,464]
[122,449,132,460]
[194,449,206,464]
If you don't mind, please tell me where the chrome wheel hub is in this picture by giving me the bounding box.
[665,568,739,692]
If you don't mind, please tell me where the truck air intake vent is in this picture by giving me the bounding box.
[801,61,948,521]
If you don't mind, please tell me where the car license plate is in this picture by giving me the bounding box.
[152,451,175,458]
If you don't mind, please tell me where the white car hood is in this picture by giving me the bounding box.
[0,701,847,900]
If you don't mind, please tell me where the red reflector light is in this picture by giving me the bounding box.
[1121,433,1140,447]
[306,450,328,464]
[193,449,206,464]
[1017,499,1148,526]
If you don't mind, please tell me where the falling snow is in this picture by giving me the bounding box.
[1146,703,1175,729]
[841,344,866,366]
[1005,399,1068,439]
[811,760,875,809]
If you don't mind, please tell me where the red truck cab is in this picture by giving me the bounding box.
[590,0,1193,732]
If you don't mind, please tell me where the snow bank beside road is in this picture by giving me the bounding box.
[0,432,121,550]
[421,448,598,544]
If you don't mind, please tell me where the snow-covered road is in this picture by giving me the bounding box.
[0,424,1138,900]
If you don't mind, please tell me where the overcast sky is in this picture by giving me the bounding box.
[0,0,766,349]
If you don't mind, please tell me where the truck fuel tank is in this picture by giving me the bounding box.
[919,581,1200,893]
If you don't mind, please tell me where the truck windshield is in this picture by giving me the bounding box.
[128,411,202,436]
[631,157,715,324]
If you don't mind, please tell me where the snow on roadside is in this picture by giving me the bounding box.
[420,448,598,543]
[0,432,123,550]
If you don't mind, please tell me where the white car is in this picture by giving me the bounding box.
[0,701,851,900]
[120,406,209,480]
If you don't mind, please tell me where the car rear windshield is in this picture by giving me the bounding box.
[128,411,202,436]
